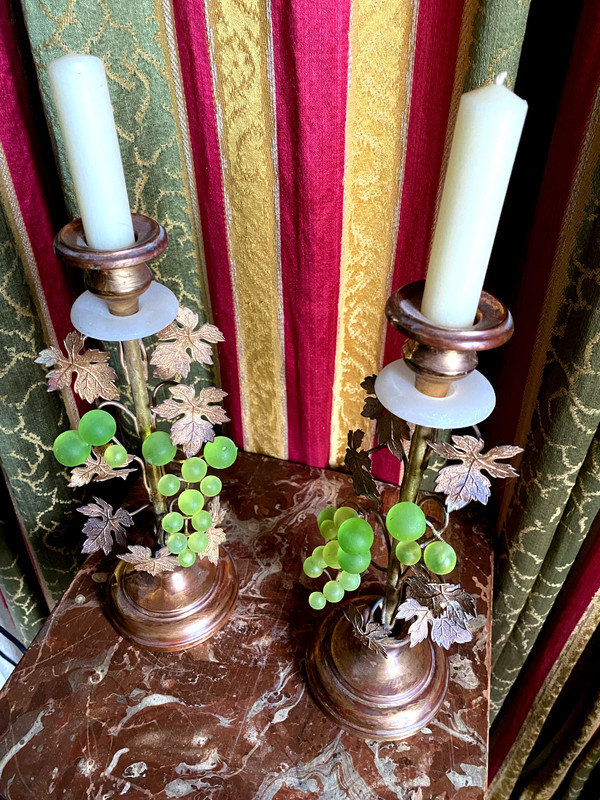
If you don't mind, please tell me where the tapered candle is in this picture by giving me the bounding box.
[421,73,527,328]
[48,54,135,251]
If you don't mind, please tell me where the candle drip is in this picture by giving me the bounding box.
[494,71,508,86]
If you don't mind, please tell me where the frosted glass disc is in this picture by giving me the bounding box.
[375,359,496,428]
[71,282,179,342]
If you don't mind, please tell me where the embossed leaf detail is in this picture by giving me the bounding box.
[153,384,229,457]
[360,374,410,459]
[203,496,227,565]
[344,430,379,500]
[428,435,523,511]
[35,331,119,402]
[117,545,178,575]
[150,306,225,380]
[78,497,133,556]
[69,447,136,488]
[401,576,477,649]
[345,603,390,658]
[395,598,432,648]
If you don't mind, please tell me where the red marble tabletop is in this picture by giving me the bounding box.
[0,452,492,800]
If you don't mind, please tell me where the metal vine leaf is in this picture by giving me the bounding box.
[360,374,410,459]
[117,545,178,575]
[153,384,229,457]
[203,496,227,565]
[396,575,477,649]
[78,498,133,556]
[345,603,390,658]
[150,306,225,380]
[428,434,523,512]
[35,331,119,403]
[344,430,378,500]
[68,447,136,488]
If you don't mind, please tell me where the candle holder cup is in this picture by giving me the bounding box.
[44,213,239,652]
[305,280,517,740]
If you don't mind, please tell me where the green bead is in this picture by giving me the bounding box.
[338,571,361,591]
[312,545,327,569]
[166,532,187,554]
[191,510,213,532]
[104,444,128,468]
[188,531,209,553]
[395,540,422,566]
[203,436,238,469]
[424,541,457,575]
[333,506,359,529]
[142,430,177,466]
[178,489,204,516]
[323,540,341,569]
[53,430,91,467]
[200,475,222,497]
[337,517,374,554]
[178,548,196,567]
[337,548,371,575]
[181,457,208,483]
[162,512,184,534]
[78,409,116,446]
[309,591,326,610]
[319,520,338,541]
[303,557,323,578]
[317,507,336,529]
[323,581,344,603]
[386,501,427,542]
[158,474,181,497]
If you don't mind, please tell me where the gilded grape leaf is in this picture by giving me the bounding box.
[395,598,432,647]
[344,430,378,500]
[360,374,410,459]
[78,497,133,556]
[117,545,178,575]
[428,435,523,511]
[150,306,225,380]
[400,576,477,649]
[203,496,227,565]
[69,447,136,488]
[153,384,229,457]
[345,603,389,658]
[35,330,119,402]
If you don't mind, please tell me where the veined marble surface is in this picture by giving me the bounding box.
[0,453,492,799]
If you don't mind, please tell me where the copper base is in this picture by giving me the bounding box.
[106,546,238,651]
[306,595,448,741]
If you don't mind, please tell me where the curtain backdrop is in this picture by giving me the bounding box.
[0,0,599,796]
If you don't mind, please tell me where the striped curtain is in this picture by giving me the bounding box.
[1,0,599,795]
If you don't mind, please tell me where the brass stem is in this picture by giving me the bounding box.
[122,339,166,519]
[382,425,432,629]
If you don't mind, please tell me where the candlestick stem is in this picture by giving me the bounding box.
[382,424,432,629]
[121,338,166,520]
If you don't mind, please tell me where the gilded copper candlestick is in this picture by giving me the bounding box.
[306,280,515,740]
[52,214,238,652]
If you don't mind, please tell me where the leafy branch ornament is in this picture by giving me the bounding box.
[303,375,522,650]
[37,306,239,576]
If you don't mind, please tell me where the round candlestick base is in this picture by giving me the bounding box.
[306,595,448,741]
[106,547,238,651]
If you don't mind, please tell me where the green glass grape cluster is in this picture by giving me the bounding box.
[53,409,124,466]
[386,501,457,575]
[161,436,237,568]
[304,506,374,610]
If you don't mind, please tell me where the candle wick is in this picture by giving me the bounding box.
[494,71,508,86]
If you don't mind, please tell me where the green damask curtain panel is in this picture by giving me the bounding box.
[0,0,600,796]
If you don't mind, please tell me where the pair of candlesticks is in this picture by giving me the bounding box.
[46,212,513,741]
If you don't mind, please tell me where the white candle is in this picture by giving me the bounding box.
[48,54,135,251]
[420,73,527,328]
